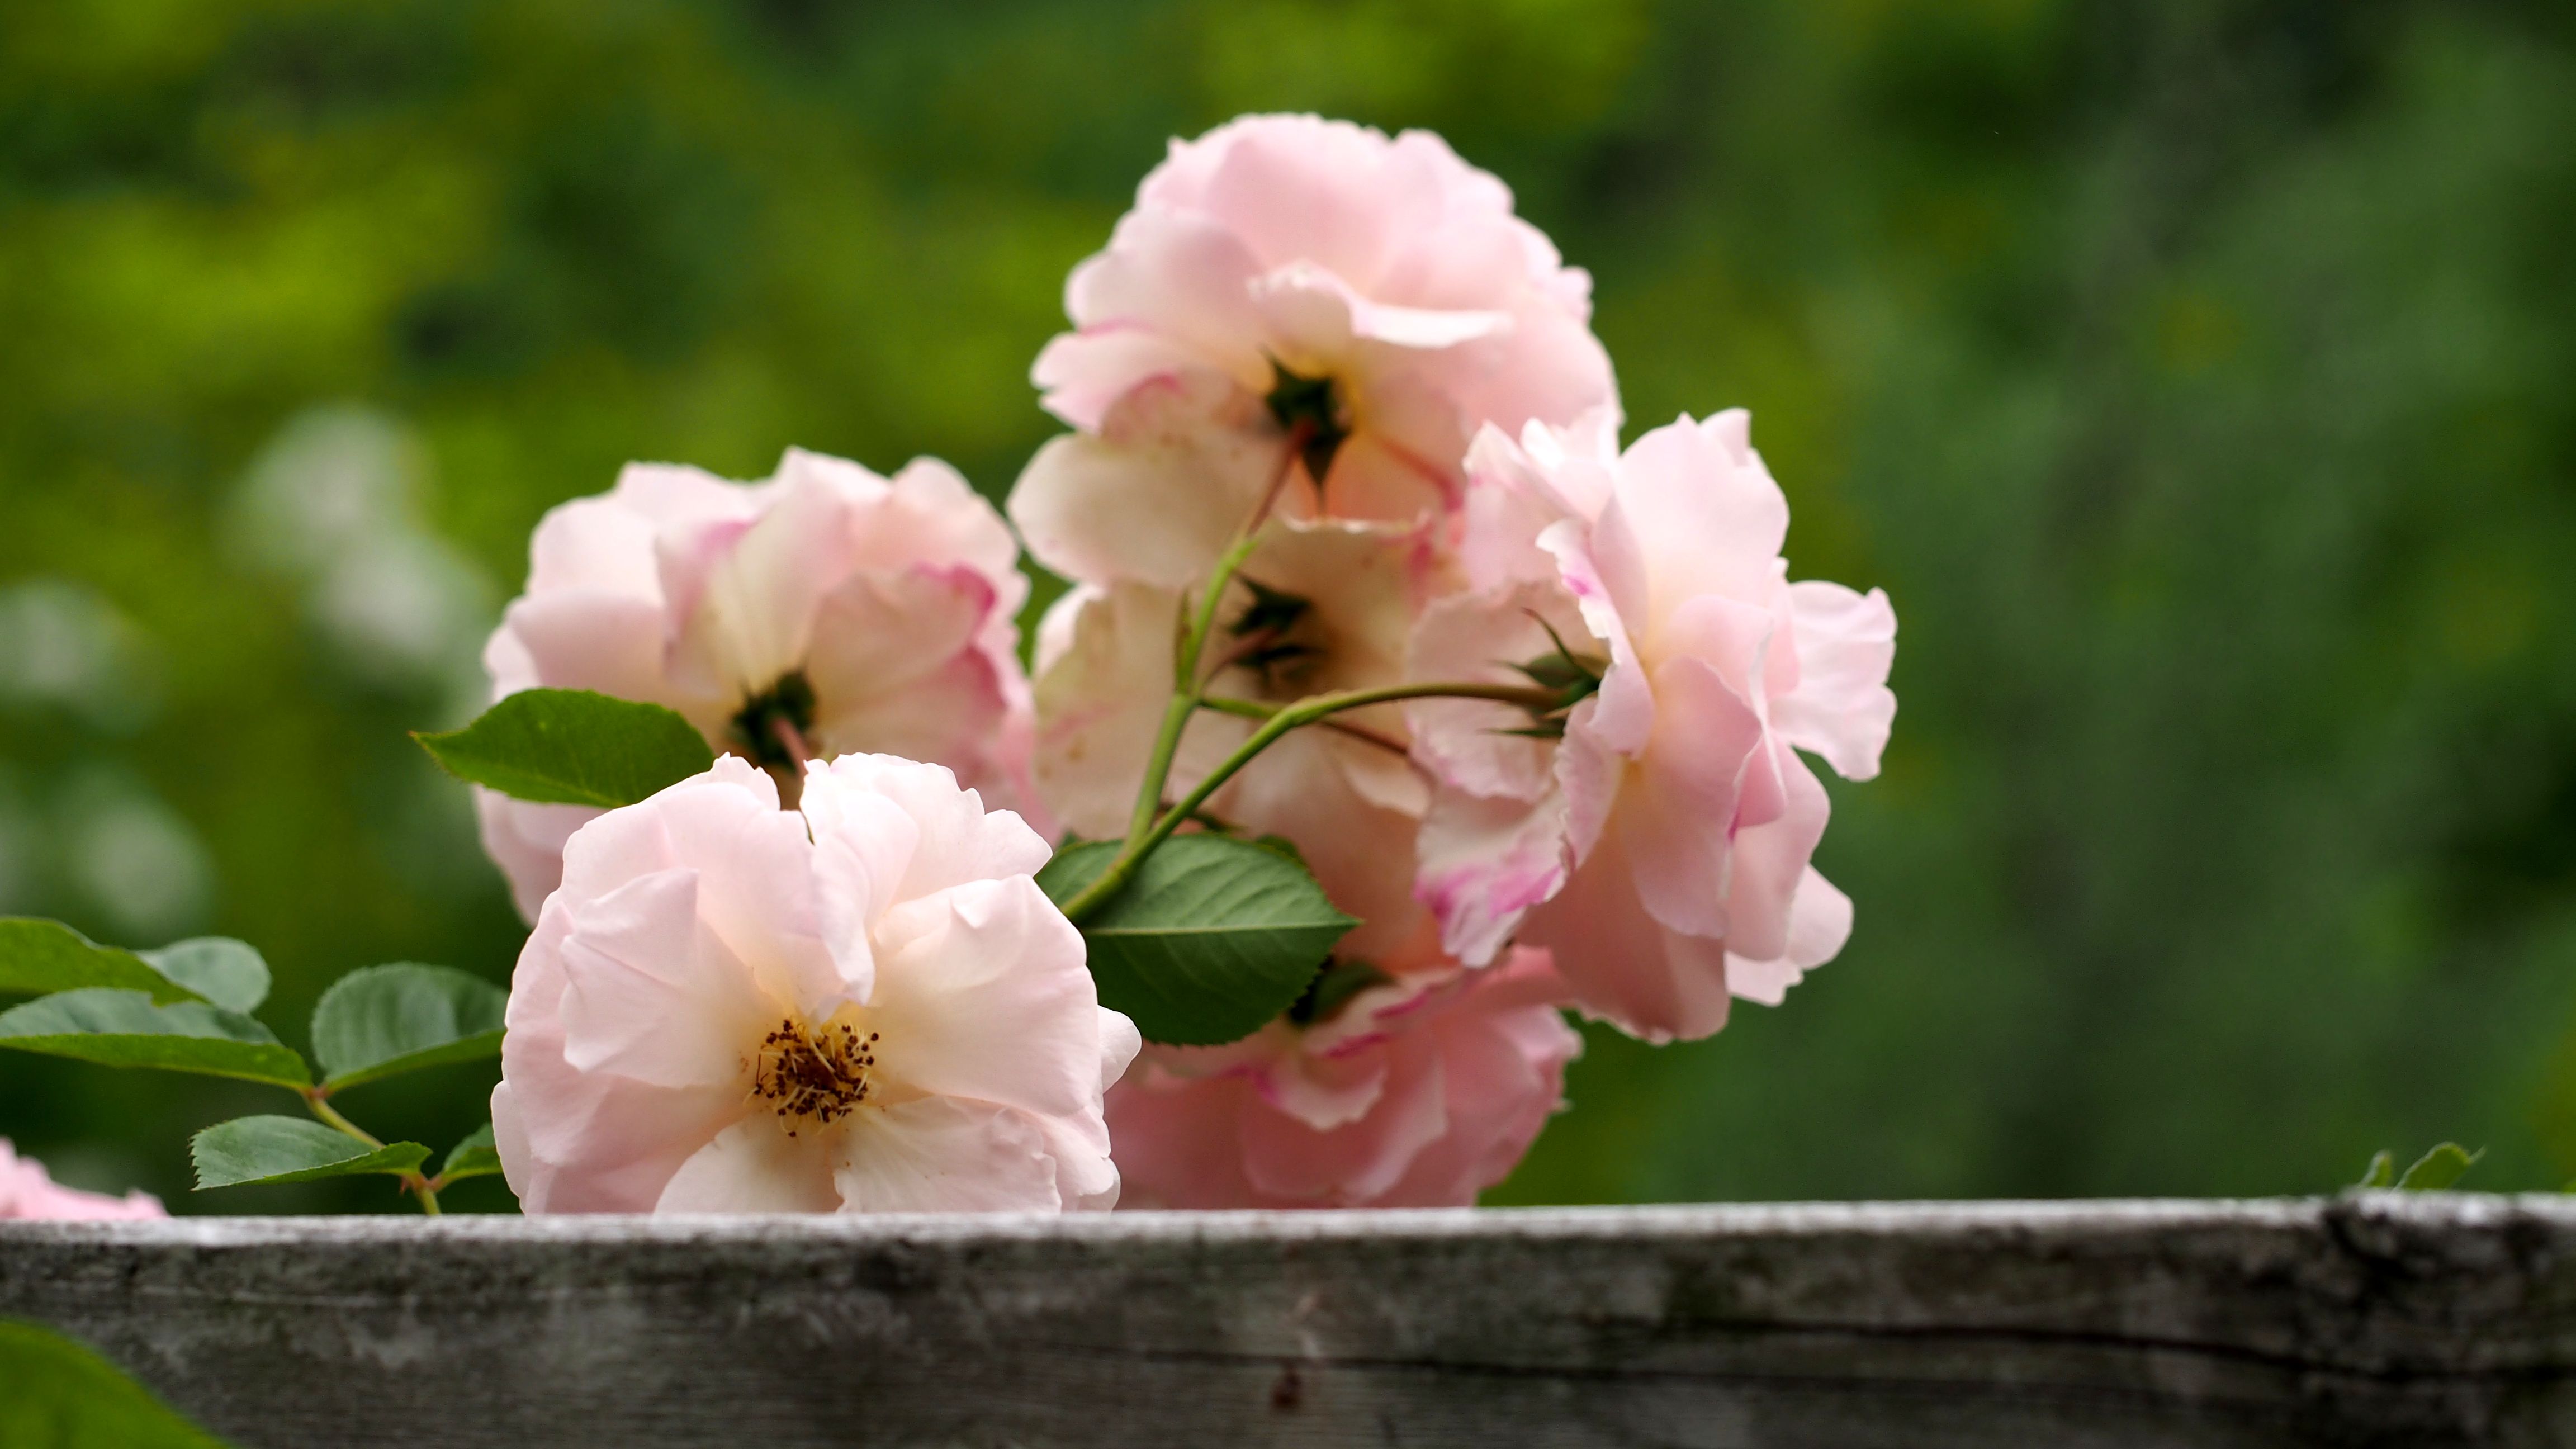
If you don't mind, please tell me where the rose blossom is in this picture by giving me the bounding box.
[0,1139,163,1220]
[477,447,1037,920]
[1009,113,1616,591]
[1033,517,1450,962]
[1407,410,1897,1043]
[1105,946,1579,1209]
[490,754,1138,1214]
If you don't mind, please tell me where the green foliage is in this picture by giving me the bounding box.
[135,940,271,1015]
[1038,835,1353,1045]
[2355,1143,2483,1191]
[437,1123,503,1183]
[0,990,310,1088]
[190,1116,430,1190]
[0,921,209,1006]
[308,964,506,1091]
[0,1320,231,1448]
[413,689,714,808]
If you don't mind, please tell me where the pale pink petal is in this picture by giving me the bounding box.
[1526,822,1735,1044]
[1774,581,1897,782]
[804,754,1054,899]
[1008,370,1289,589]
[834,1097,1063,1213]
[655,1116,840,1213]
[1240,1049,1447,1203]
[473,790,598,924]
[662,470,859,705]
[1726,867,1854,1006]
[1717,752,1832,966]
[0,1140,164,1220]
[556,870,780,1090]
[1414,787,1569,967]
[864,877,1101,1123]
[1614,654,1768,940]
[1033,582,1182,840]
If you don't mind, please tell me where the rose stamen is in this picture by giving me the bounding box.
[750,1017,879,1137]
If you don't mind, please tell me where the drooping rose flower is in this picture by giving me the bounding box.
[1032,517,1450,962]
[1407,410,1897,1043]
[0,1139,164,1220]
[490,754,1137,1214]
[1010,113,1616,591]
[1105,946,1579,1209]
[476,448,1037,920]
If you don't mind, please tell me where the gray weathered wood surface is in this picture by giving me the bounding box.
[3,1196,2573,1447]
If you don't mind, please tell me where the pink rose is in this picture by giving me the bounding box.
[0,1139,164,1220]
[491,755,1138,1214]
[1032,517,1451,962]
[477,448,1038,920]
[1010,114,1616,590]
[1408,411,1897,1042]
[1105,947,1579,1209]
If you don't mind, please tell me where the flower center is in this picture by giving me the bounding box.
[750,1016,877,1136]
[1223,577,1326,699]
[730,670,819,771]
[1264,359,1350,484]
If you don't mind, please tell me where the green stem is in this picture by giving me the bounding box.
[1059,679,1563,922]
[302,1089,443,1216]
[301,1090,382,1148]
[1123,529,1265,843]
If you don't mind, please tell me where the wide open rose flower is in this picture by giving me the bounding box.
[1033,517,1449,962]
[1010,113,1616,591]
[1105,946,1578,1209]
[491,754,1137,1214]
[0,1139,163,1220]
[478,448,1036,919]
[1408,410,1896,1043]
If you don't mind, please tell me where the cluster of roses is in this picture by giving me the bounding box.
[476,115,1896,1215]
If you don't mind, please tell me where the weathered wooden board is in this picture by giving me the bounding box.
[3,1196,2573,1448]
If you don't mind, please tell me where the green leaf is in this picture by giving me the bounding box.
[413,688,714,808]
[190,1116,429,1190]
[2397,1142,2482,1191]
[0,989,310,1087]
[1036,834,1354,1046]
[0,919,203,1005]
[135,938,269,1014]
[0,1319,233,1448]
[437,1123,503,1183]
[2356,1150,2395,1190]
[309,964,508,1091]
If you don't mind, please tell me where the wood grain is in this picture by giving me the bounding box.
[5,1196,2574,1447]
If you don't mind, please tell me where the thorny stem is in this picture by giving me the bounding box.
[302,1088,443,1216]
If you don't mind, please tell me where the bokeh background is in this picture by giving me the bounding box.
[2,0,2572,1211]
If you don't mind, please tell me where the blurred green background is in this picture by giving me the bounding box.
[2,0,2572,1212]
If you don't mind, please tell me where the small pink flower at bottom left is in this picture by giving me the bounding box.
[0,1139,164,1220]
[1105,947,1580,1209]
[493,754,1139,1215]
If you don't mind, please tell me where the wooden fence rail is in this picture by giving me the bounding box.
[4,1196,2573,1447]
